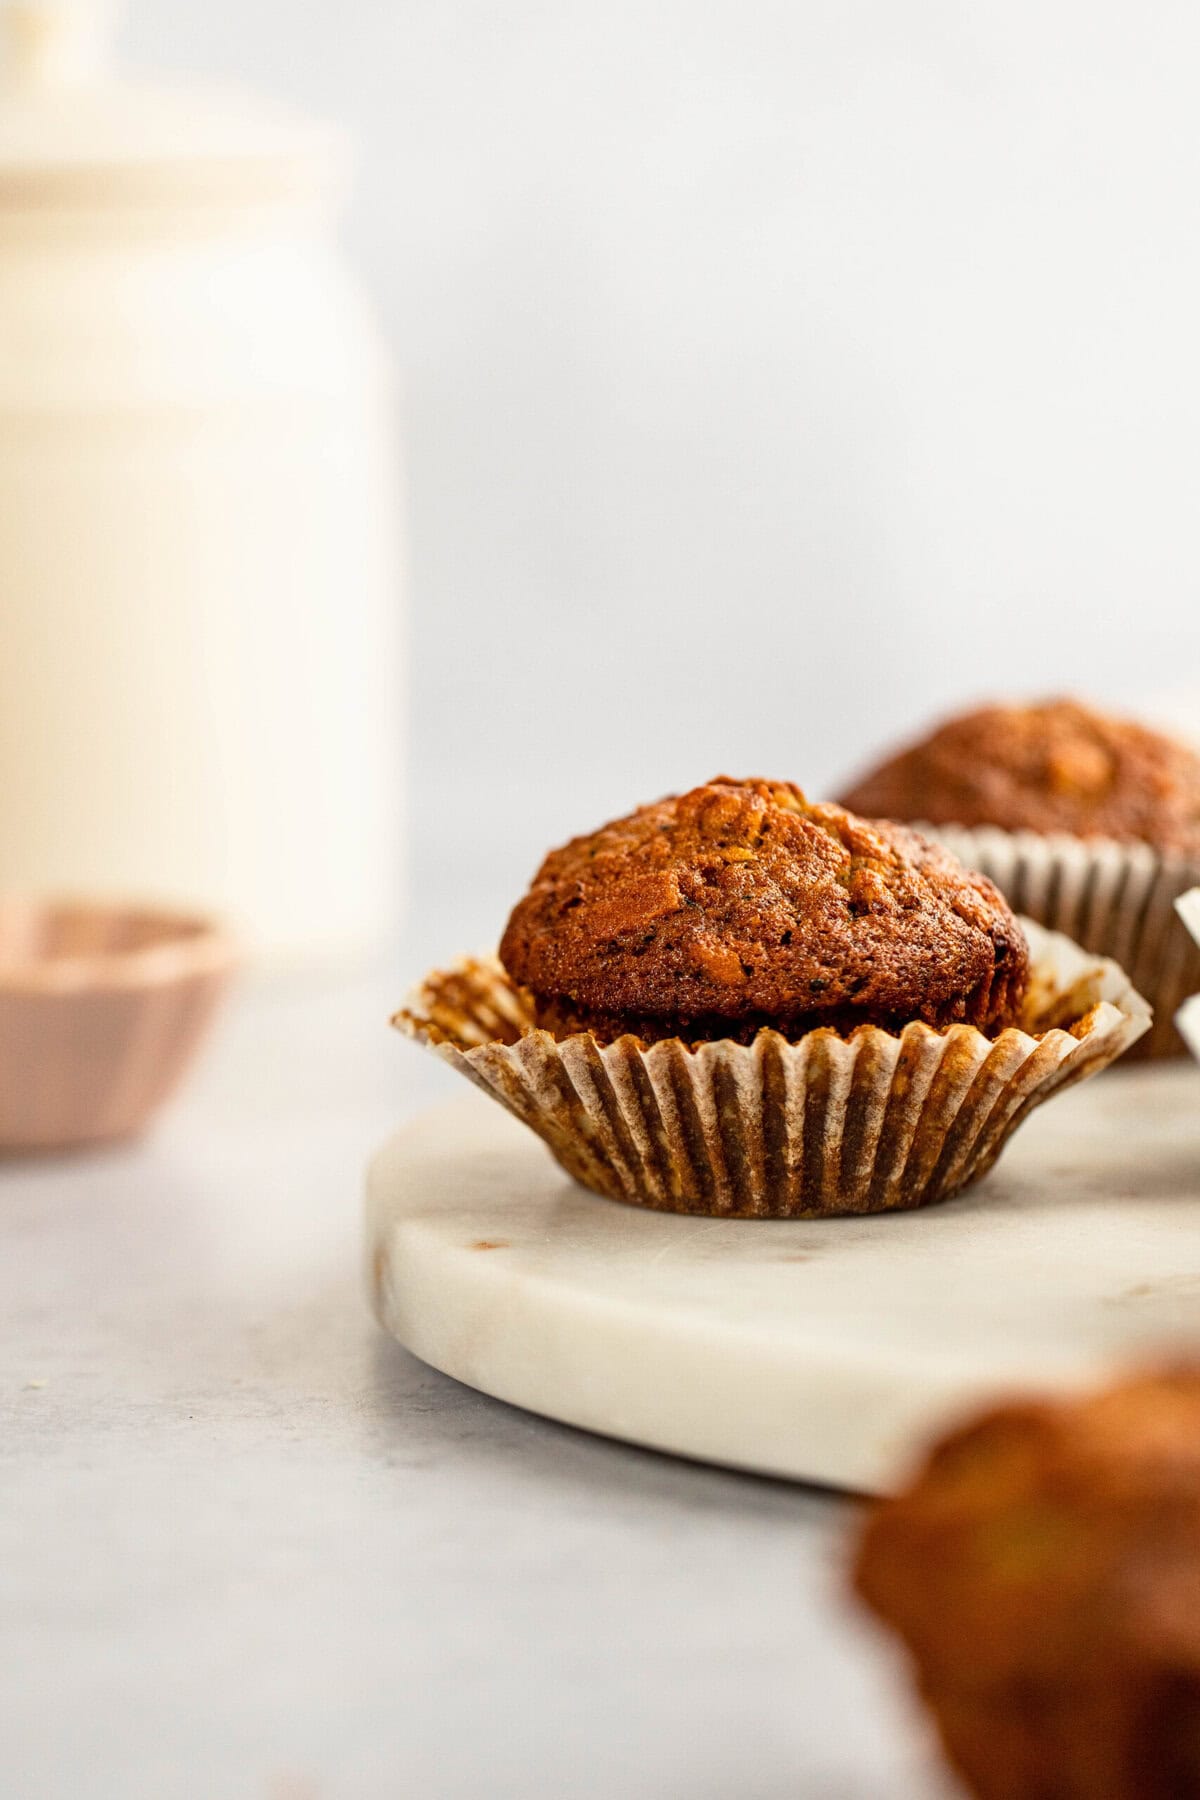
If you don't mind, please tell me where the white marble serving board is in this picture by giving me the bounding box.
[367,1065,1200,1494]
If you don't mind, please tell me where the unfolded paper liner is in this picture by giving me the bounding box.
[915,824,1200,1060]
[392,921,1150,1220]
[1176,889,1200,1063]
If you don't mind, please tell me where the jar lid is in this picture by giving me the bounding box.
[0,2,342,208]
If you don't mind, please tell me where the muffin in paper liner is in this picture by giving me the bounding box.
[392,920,1149,1220]
[912,824,1200,1060]
[1176,888,1200,1062]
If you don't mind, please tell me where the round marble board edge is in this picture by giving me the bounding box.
[366,1065,1200,1494]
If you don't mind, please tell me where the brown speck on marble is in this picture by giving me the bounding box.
[371,1243,388,1306]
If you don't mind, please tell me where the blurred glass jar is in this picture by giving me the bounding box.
[0,3,402,963]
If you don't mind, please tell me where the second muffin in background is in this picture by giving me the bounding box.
[840,698,1200,1057]
[840,696,1200,851]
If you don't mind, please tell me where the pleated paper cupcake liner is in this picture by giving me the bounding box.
[1176,889,1200,1063]
[393,920,1149,1220]
[917,825,1200,1060]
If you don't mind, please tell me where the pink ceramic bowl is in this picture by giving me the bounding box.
[0,900,237,1151]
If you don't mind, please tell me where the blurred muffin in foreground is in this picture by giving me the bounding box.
[841,699,1200,1057]
[499,777,1029,1044]
[854,1368,1200,1800]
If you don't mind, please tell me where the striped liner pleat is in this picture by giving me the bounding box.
[394,920,1149,1220]
[924,825,1200,1059]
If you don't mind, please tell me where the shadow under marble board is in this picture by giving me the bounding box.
[366,1065,1200,1494]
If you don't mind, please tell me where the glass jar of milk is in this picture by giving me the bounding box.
[0,4,402,963]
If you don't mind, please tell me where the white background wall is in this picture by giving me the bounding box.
[126,1,1200,919]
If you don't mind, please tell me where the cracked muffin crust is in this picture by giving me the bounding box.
[854,1368,1200,1800]
[498,778,1029,1044]
[840,697,1200,854]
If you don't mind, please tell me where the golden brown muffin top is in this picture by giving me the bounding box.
[854,1368,1200,1800]
[499,777,1028,1043]
[840,697,1200,853]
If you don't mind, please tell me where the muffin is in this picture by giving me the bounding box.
[841,699,1200,1056]
[854,1368,1200,1800]
[841,697,1200,850]
[395,777,1148,1219]
[499,778,1029,1044]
